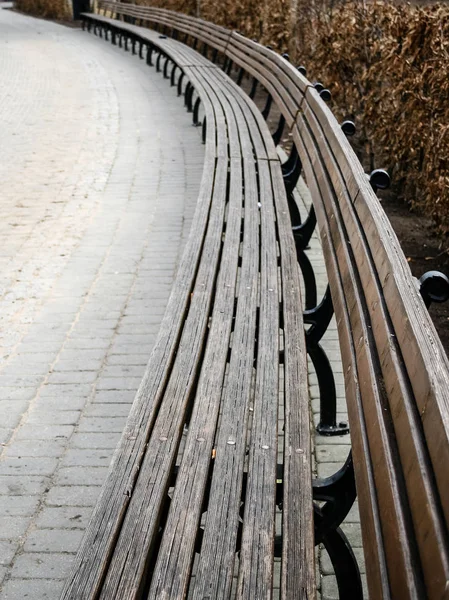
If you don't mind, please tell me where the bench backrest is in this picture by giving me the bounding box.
[94,2,449,597]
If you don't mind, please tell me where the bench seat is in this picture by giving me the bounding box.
[65,3,449,599]
[63,12,315,600]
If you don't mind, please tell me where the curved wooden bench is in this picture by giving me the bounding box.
[65,3,449,599]
[63,8,314,600]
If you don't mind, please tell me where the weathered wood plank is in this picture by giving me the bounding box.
[270,162,315,599]
[292,124,392,600]
[148,154,244,599]
[301,98,449,599]
[98,157,229,599]
[294,115,425,599]
[303,90,449,543]
[190,157,260,600]
[235,158,279,599]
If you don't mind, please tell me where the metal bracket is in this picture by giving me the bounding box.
[313,454,363,598]
[419,271,449,308]
[272,114,285,146]
[262,94,273,120]
[305,286,349,436]
[292,204,317,251]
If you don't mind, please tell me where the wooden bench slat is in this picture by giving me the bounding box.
[292,125,392,600]
[301,97,449,598]
[190,157,260,600]
[231,32,310,95]
[98,155,229,599]
[235,158,280,599]
[148,156,245,599]
[294,112,429,598]
[205,68,270,160]
[270,162,315,598]
[225,43,298,128]
[210,67,280,161]
[101,2,230,52]
[303,96,449,536]
[228,33,309,115]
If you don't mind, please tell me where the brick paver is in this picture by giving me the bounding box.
[0,7,203,598]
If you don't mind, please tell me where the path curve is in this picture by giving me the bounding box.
[0,7,204,598]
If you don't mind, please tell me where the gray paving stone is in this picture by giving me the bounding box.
[315,444,349,464]
[1,579,64,600]
[25,411,81,426]
[83,403,131,417]
[0,389,36,402]
[60,449,114,468]
[38,385,92,399]
[69,432,121,449]
[23,529,84,554]
[91,389,136,403]
[15,425,74,441]
[55,467,109,487]
[95,377,142,390]
[32,397,87,412]
[0,458,58,477]
[45,486,102,507]
[0,518,31,540]
[106,354,148,366]
[0,476,50,497]
[76,417,127,433]
[46,372,97,385]
[0,541,19,567]
[35,507,93,530]
[9,553,74,580]
[0,497,39,518]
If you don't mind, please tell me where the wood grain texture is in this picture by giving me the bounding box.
[148,154,243,600]
[235,157,279,600]
[301,98,449,599]
[295,113,425,599]
[271,162,315,599]
[190,156,259,600]
[99,155,229,599]
[304,89,449,544]
[292,124,391,600]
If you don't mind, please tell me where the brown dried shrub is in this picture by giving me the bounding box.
[294,1,449,238]
[15,0,70,19]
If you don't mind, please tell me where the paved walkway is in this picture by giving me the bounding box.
[0,7,203,598]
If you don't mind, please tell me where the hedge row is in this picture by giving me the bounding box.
[294,2,449,239]
[15,0,70,19]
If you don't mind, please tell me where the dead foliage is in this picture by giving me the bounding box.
[15,0,70,19]
[293,1,449,240]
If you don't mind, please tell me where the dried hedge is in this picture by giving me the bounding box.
[15,0,70,19]
[293,1,449,239]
